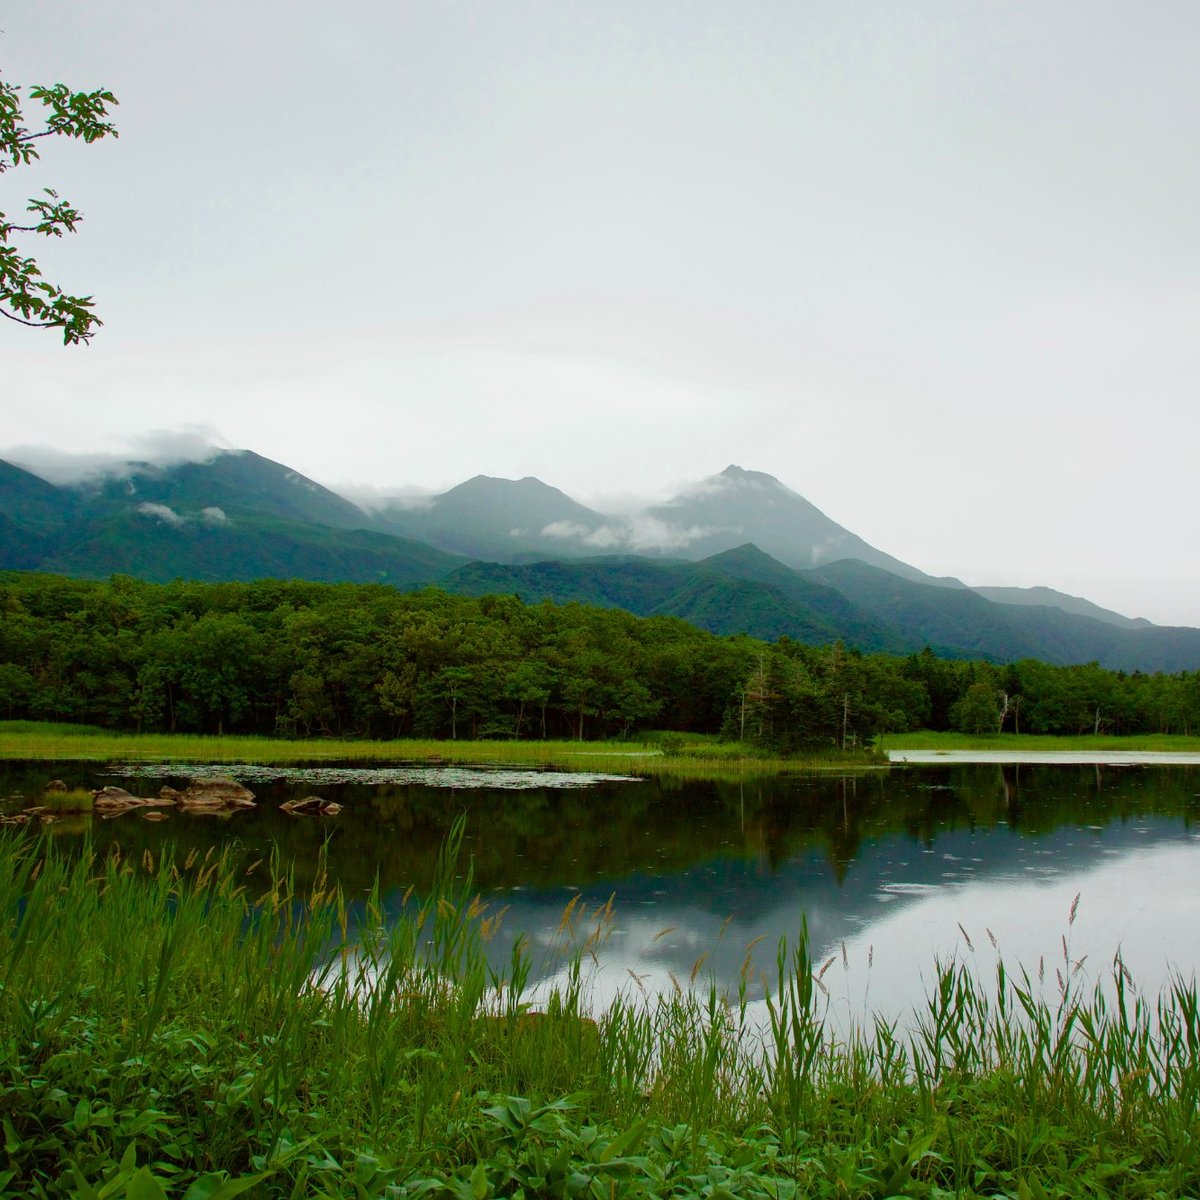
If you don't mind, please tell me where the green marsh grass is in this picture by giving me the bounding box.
[1,825,1199,1197]
[32,787,95,814]
[0,722,883,780]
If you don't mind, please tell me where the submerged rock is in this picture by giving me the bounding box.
[46,779,67,792]
[279,795,342,816]
[92,786,174,812]
[93,785,135,803]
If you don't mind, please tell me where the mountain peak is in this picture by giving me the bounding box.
[449,474,576,500]
[709,464,796,496]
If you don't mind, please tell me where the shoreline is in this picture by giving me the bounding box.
[889,748,1200,765]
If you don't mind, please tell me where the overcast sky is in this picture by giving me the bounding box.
[3,2,1198,625]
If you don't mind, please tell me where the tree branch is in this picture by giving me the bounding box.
[0,306,50,328]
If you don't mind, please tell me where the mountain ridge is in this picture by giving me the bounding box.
[3,447,1195,671]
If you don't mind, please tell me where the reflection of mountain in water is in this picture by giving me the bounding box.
[5,760,1198,1001]
[458,812,1200,995]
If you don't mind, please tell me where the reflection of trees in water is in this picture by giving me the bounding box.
[3,761,1199,895]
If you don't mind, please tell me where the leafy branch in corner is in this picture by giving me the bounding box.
[1,72,118,344]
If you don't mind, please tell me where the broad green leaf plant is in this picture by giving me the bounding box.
[0,70,117,343]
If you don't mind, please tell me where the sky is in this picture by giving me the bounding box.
[2,2,1198,625]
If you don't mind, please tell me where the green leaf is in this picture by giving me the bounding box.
[0,1121,23,1158]
[126,1167,169,1200]
[599,1120,647,1164]
[68,1163,103,1200]
[470,1161,488,1200]
[183,1173,273,1200]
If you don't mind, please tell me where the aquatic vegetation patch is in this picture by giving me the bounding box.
[109,761,641,789]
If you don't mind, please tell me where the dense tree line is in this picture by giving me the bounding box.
[1,573,1199,745]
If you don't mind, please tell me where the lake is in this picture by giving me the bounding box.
[4,759,1199,1029]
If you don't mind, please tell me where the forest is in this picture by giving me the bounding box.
[2,571,1199,749]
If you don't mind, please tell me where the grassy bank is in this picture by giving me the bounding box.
[881,729,1200,752]
[0,722,883,780]
[1,829,1198,1198]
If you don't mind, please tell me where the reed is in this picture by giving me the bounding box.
[0,827,1197,1197]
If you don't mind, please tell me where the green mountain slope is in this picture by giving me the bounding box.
[807,559,1200,670]
[443,545,904,650]
[970,584,1151,629]
[0,459,77,533]
[0,455,463,586]
[76,450,373,529]
[39,509,464,586]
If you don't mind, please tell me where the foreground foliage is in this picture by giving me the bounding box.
[0,829,1198,1198]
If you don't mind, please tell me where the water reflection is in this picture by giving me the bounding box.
[3,760,1198,1023]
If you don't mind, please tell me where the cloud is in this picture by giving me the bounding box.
[136,502,232,529]
[621,517,722,552]
[581,526,624,550]
[332,484,438,513]
[541,520,593,540]
[4,424,228,485]
[137,502,186,527]
[127,426,230,463]
[540,516,726,553]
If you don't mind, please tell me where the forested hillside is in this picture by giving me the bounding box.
[2,573,1198,748]
[5,452,1200,672]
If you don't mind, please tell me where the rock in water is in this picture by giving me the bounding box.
[92,786,174,812]
[177,778,256,810]
[92,786,141,810]
[280,795,342,816]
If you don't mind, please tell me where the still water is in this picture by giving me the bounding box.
[4,760,1199,1026]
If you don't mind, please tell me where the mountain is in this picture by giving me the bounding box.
[0,452,463,586]
[446,546,1200,670]
[0,461,73,569]
[4,446,1198,672]
[39,510,464,586]
[73,449,373,530]
[445,546,907,652]
[806,559,1200,671]
[970,585,1152,629]
[0,459,76,532]
[372,475,610,560]
[368,464,962,587]
[644,466,962,585]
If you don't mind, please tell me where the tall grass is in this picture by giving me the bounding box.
[0,827,1197,1197]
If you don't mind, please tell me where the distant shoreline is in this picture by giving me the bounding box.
[889,749,1200,765]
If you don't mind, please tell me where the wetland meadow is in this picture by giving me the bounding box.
[2,728,1200,1197]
